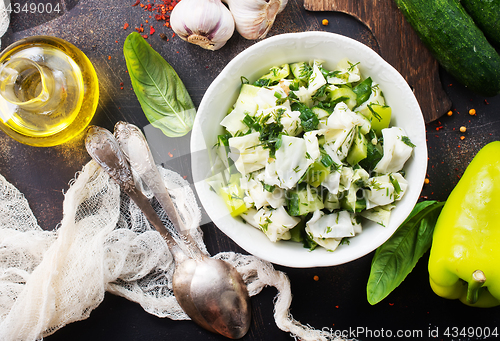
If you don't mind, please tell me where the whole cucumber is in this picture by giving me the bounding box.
[394,0,500,96]
[461,0,500,47]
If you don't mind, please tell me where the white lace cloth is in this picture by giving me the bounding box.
[0,162,346,341]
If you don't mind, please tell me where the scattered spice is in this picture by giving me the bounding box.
[459,126,467,133]
[424,178,430,185]
[322,19,329,26]
[123,22,129,30]
[469,108,476,116]
[132,0,141,6]
[150,26,156,35]
[460,136,465,140]
[447,110,453,116]
[108,55,111,60]
[313,275,319,281]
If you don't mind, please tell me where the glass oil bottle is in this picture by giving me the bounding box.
[0,36,99,147]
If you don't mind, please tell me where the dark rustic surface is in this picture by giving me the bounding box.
[304,0,452,123]
[0,0,500,340]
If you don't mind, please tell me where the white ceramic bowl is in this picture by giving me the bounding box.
[191,31,427,268]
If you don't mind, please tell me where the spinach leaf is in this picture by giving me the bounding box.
[291,102,319,132]
[366,200,445,305]
[123,32,195,137]
[353,77,372,106]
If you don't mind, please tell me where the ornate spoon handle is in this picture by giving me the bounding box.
[85,125,187,263]
[113,121,205,259]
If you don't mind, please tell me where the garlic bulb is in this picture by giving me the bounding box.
[170,0,235,51]
[223,0,288,40]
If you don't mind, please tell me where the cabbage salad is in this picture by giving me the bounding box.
[208,59,415,252]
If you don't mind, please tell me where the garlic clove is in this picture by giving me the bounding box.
[171,0,235,51]
[223,0,288,40]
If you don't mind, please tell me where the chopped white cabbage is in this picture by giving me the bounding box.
[391,172,409,201]
[322,142,343,166]
[242,206,300,242]
[220,109,248,136]
[259,159,280,187]
[308,61,327,93]
[374,127,414,173]
[255,87,281,109]
[274,135,309,189]
[312,237,342,252]
[305,210,362,251]
[339,166,354,191]
[360,204,395,227]
[280,109,303,136]
[241,175,285,209]
[292,86,314,108]
[304,130,322,163]
[228,132,269,175]
[326,58,361,84]
[365,174,396,208]
[321,170,341,194]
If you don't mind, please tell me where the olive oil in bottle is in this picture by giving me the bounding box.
[0,36,99,147]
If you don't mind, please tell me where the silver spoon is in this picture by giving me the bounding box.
[112,121,201,258]
[85,125,251,339]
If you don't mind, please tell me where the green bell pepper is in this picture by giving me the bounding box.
[428,141,500,307]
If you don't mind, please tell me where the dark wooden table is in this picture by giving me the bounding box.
[1,1,500,340]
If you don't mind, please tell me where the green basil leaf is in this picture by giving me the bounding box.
[366,200,445,305]
[123,32,195,137]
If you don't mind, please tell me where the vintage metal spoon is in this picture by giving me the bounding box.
[85,125,251,339]
[113,121,201,258]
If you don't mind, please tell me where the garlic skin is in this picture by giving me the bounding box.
[170,0,235,51]
[223,0,288,40]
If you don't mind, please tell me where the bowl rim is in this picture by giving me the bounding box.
[191,31,428,268]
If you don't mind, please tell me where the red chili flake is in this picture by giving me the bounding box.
[120,82,124,86]
[142,34,148,39]
[485,99,490,105]
[123,22,129,30]
[108,55,111,60]
[168,152,173,157]
[132,0,140,6]
[389,303,395,306]
[150,26,155,35]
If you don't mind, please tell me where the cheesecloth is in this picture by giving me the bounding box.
[0,161,347,341]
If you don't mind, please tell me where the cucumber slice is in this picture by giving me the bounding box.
[302,161,330,187]
[219,174,247,217]
[329,86,357,109]
[347,127,368,166]
[254,64,290,86]
[311,106,331,119]
[234,84,260,115]
[290,62,310,81]
[286,186,325,216]
[367,104,392,136]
